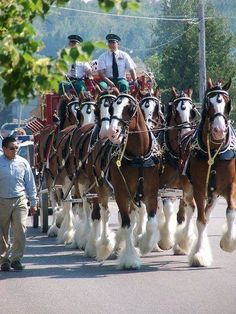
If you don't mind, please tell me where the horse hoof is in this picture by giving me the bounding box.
[189,252,212,267]
[152,243,164,252]
[173,244,187,256]
[158,240,173,251]
[220,236,236,252]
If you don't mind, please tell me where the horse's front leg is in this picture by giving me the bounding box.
[73,182,92,250]
[118,208,141,269]
[139,195,159,255]
[96,200,115,262]
[133,202,147,245]
[57,176,75,245]
[158,198,177,250]
[220,186,236,252]
[189,192,214,267]
[84,200,101,257]
[174,183,196,255]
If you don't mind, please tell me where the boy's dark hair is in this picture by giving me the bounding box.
[2,136,17,148]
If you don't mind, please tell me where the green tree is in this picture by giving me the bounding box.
[146,0,236,104]
[0,0,140,105]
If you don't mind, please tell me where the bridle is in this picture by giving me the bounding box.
[139,96,164,127]
[170,96,196,129]
[66,99,80,124]
[205,89,231,125]
[98,94,117,123]
[110,94,138,127]
[80,100,96,114]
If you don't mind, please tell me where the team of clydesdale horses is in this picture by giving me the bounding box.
[37,78,236,269]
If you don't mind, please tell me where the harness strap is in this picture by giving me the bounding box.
[205,132,224,198]
[116,126,129,168]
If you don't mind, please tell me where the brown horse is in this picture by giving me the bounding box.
[186,78,236,267]
[55,90,119,246]
[45,95,97,240]
[89,94,162,269]
[154,87,198,254]
[37,97,81,177]
[66,89,118,249]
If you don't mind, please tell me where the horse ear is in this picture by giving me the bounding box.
[222,78,232,91]
[79,91,85,103]
[207,78,213,89]
[185,88,193,98]
[128,104,136,117]
[171,87,178,98]
[225,99,233,115]
[154,86,161,98]
[190,108,197,120]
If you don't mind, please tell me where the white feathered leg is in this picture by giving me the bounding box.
[220,209,236,252]
[118,210,141,269]
[57,178,75,244]
[189,220,212,267]
[74,183,92,249]
[69,203,84,249]
[133,202,147,245]
[47,190,60,237]
[174,205,195,255]
[96,207,115,261]
[84,219,102,257]
[139,216,158,255]
[114,212,125,255]
[158,199,177,250]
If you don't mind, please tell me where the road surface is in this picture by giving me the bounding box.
[1,198,236,314]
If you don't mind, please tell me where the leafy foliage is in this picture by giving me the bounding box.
[146,0,236,104]
[0,0,139,105]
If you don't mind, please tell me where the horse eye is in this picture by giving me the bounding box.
[117,99,122,105]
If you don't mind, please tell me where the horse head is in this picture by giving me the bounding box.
[108,94,138,144]
[139,86,165,130]
[58,96,80,129]
[167,87,197,136]
[96,88,119,139]
[78,91,96,126]
[203,78,232,141]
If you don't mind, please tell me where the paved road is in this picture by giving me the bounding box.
[1,198,236,314]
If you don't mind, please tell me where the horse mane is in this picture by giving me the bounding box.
[58,98,68,130]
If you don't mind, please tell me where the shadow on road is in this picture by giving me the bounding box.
[0,227,220,281]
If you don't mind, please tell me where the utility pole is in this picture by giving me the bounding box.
[198,0,206,103]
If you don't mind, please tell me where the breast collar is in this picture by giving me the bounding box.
[191,124,236,155]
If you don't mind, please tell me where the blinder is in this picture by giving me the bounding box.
[205,89,231,121]
[110,94,138,126]
[190,107,198,121]
[128,103,136,117]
